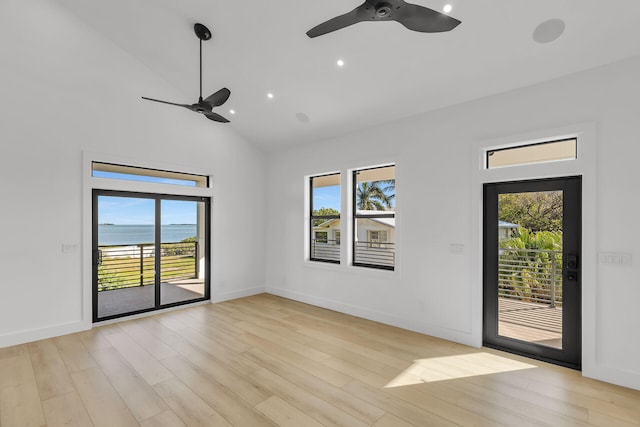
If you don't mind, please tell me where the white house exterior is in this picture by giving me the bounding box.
[312,210,395,266]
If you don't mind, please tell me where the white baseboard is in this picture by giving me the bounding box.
[0,320,90,349]
[266,286,478,348]
[583,363,640,391]
[211,286,265,303]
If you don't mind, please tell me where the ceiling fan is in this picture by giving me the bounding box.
[306,0,461,38]
[142,23,230,123]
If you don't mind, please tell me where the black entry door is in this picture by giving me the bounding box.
[483,176,581,369]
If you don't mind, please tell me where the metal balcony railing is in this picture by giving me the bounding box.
[498,248,562,307]
[354,241,395,269]
[311,239,340,262]
[97,241,198,291]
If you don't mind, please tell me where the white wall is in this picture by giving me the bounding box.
[0,0,266,346]
[265,56,640,390]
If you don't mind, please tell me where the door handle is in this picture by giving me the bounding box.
[566,254,578,269]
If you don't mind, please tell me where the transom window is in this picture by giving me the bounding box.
[486,138,577,169]
[92,162,209,187]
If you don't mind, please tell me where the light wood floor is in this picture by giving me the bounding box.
[1,294,639,427]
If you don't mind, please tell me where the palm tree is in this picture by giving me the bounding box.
[356,180,394,210]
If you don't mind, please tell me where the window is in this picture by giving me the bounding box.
[486,138,577,169]
[315,231,328,244]
[309,173,340,263]
[92,162,209,187]
[368,230,388,248]
[353,165,395,270]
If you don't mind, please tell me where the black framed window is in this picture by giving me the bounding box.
[353,165,395,270]
[309,173,341,263]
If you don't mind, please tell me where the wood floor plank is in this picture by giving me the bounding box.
[242,347,386,425]
[91,347,168,421]
[71,367,139,427]
[0,381,47,427]
[239,332,353,388]
[54,334,97,373]
[118,321,178,360]
[241,359,371,427]
[140,410,187,427]
[255,396,324,427]
[28,339,75,401]
[234,320,332,363]
[165,336,272,406]
[160,354,277,427]
[342,379,458,427]
[42,391,94,427]
[153,377,231,427]
[106,331,173,385]
[372,413,419,427]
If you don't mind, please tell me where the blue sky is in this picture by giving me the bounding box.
[313,185,341,211]
[98,196,197,225]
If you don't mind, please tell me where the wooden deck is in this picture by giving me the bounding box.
[498,298,563,349]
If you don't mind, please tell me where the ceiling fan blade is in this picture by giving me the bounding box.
[204,88,231,107]
[204,112,230,123]
[306,3,368,38]
[395,3,461,33]
[141,97,192,109]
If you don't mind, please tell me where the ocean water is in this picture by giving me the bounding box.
[98,224,197,246]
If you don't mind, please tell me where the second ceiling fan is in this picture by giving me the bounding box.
[307,0,461,38]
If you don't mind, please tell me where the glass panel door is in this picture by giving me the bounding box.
[497,190,564,349]
[160,199,207,305]
[93,191,210,322]
[94,194,157,319]
[483,177,581,369]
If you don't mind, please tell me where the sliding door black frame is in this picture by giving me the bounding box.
[92,189,211,322]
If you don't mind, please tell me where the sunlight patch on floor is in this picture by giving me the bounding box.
[384,352,537,388]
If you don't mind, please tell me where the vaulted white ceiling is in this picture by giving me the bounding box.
[54,0,640,151]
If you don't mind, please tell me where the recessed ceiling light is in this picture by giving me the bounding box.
[337,59,345,67]
[443,4,453,13]
[533,19,566,44]
[267,92,274,99]
[229,109,235,115]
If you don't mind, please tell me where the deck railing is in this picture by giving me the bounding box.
[498,248,562,307]
[311,239,340,262]
[354,241,395,268]
[97,241,197,291]
[310,239,395,268]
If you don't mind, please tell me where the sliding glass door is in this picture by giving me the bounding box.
[93,190,210,321]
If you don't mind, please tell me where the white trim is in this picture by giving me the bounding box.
[0,321,89,349]
[82,151,216,327]
[470,122,599,380]
[210,287,265,303]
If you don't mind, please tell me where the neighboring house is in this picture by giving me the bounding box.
[312,212,395,265]
[313,210,395,247]
[499,220,520,240]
